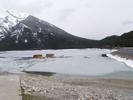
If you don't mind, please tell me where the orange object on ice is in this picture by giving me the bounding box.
[33,54,43,58]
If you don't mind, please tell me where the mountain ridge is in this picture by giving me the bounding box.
[100,31,133,48]
[0,11,132,50]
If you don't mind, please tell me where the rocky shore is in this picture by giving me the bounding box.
[112,47,133,59]
[20,73,133,100]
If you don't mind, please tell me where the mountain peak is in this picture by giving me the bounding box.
[0,10,29,30]
[6,10,29,20]
[0,11,96,50]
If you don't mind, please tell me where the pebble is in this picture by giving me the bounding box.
[20,75,133,100]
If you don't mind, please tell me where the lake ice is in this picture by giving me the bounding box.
[0,49,133,76]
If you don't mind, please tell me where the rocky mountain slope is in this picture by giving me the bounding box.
[0,11,98,50]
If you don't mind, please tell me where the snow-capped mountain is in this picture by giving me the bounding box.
[0,11,28,39]
[0,11,97,50]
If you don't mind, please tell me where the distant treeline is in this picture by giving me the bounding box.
[100,31,133,48]
[0,30,133,51]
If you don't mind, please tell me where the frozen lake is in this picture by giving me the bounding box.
[0,49,133,76]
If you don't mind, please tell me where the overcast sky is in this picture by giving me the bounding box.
[0,0,133,40]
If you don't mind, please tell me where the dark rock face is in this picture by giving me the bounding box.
[0,15,98,50]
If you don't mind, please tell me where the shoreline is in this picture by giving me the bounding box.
[107,47,133,69]
[2,68,133,79]
[111,47,133,59]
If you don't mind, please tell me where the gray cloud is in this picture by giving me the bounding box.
[0,0,53,14]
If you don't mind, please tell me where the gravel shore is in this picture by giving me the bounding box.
[20,73,133,100]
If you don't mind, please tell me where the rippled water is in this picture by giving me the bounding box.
[0,49,133,76]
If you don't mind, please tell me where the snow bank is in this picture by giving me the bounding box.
[107,54,133,68]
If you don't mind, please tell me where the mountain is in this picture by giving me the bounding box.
[0,11,98,50]
[0,11,28,39]
[100,31,133,48]
[0,11,132,51]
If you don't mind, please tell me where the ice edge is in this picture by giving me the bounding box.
[107,53,133,68]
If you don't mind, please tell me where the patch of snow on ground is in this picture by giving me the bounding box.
[107,54,133,68]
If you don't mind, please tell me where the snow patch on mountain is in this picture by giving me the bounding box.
[0,10,29,33]
[10,23,32,42]
[24,39,28,43]
[11,23,29,35]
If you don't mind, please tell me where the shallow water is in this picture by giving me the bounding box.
[0,49,133,77]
